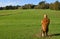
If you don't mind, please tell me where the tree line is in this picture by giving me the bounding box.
[0,1,60,10]
[0,5,20,10]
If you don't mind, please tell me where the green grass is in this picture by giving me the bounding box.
[0,9,60,39]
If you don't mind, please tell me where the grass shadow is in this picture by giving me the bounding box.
[34,33,60,38]
[49,33,60,37]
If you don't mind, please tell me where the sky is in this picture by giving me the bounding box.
[0,0,60,7]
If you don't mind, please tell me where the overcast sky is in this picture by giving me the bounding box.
[0,0,60,7]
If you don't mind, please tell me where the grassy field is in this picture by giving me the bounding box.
[0,9,60,39]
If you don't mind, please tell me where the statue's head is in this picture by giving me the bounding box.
[44,14,48,18]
